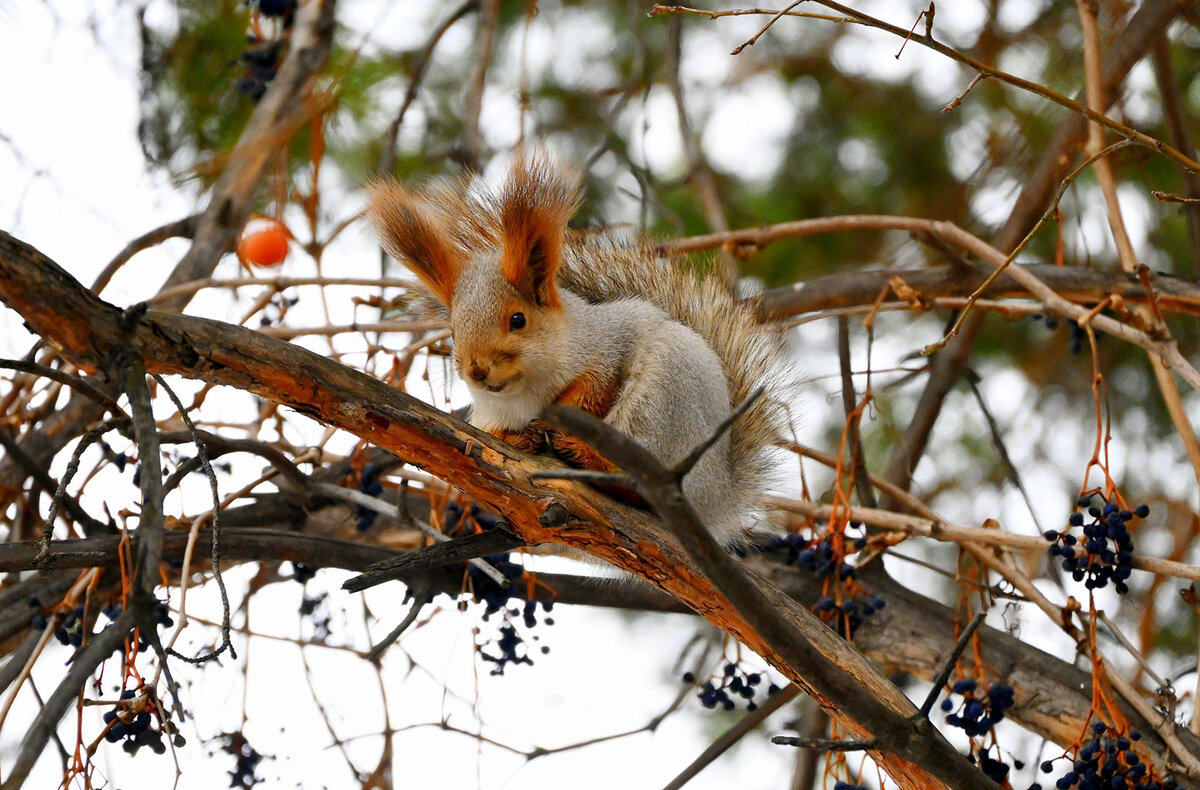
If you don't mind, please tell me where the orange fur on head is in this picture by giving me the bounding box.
[497,155,581,308]
[365,179,462,306]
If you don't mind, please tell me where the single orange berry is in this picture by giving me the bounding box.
[236,217,290,268]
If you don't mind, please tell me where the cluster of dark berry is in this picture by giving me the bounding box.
[31,600,85,646]
[466,545,554,675]
[968,744,1023,784]
[940,679,1015,738]
[455,502,521,611]
[768,532,810,562]
[102,691,180,755]
[790,535,858,582]
[814,593,886,637]
[221,731,265,788]
[478,623,534,676]
[1045,497,1146,594]
[120,601,176,652]
[475,596,554,676]
[135,601,175,650]
[1035,723,1177,790]
[448,501,553,675]
[354,463,385,531]
[767,528,886,637]
[682,662,781,712]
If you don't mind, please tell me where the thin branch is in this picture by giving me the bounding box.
[156,0,337,311]
[755,262,1200,322]
[772,735,878,751]
[671,387,765,479]
[379,0,477,174]
[365,588,431,663]
[664,15,735,284]
[257,319,444,340]
[964,373,1043,533]
[461,0,498,170]
[672,213,1200,391]
[90,214,199,296]
[837,318,875,508]
[729,1,803,55]
[161,430,307,493]
[1,607,134,790]
[122,352,164,601]
[343,529,524,593]
[529,468,633,487]
[920,613,987,717]
[147,276,418,306]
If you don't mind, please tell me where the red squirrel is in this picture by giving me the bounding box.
[366,154,782,542]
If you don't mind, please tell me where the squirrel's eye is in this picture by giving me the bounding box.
[509,312,527,331]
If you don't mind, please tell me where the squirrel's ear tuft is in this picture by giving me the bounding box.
[498,153,581,308]
[365,179,461,306]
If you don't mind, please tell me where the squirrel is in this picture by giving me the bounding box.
[365,154,782,544]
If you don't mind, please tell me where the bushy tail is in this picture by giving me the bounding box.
[557,231,787,507]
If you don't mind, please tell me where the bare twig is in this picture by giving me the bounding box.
[729,1,804,54]
[920,613,987,716]
[379,0,478,174]
[672,387,765,479]
[365,588,432,662]
[90,214,200,296]
[655,2,1199,174]
[772,734,877,751]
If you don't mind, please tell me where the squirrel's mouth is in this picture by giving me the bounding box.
[480,380,509,393]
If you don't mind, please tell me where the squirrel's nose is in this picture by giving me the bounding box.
[467,361,489,383]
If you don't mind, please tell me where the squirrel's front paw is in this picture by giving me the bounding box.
[518,419,558,455]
